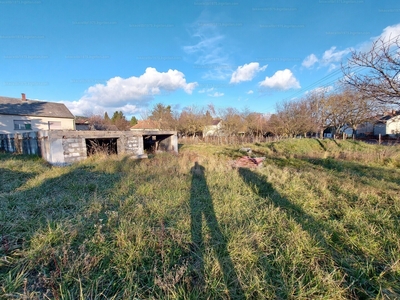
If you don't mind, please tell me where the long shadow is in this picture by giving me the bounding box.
[237,167,391,299]
[315,138,327,151]
[0,167,38,193]
[305,157,400,187]
[266,154,400,188]
[190,162,245,299]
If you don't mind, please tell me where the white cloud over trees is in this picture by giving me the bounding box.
[230,62,267,83]
[259,69,300,90]
[64,67,197,116]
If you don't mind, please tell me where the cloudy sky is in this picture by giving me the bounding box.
[1,0,400,118]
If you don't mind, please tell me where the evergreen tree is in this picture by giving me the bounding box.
[111,111,124,123]
[110,111,130,130]
[130,116,138,126]
[149,103,174,129]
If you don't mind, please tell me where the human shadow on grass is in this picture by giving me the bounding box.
[190,162,245,299]
[237,167,393,299]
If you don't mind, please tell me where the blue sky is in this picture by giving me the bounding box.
[1,0,400,118]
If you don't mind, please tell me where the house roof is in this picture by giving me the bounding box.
[75,117,90,125]
[376,110,400,124]
[131,119,160,130]
[206,119,222,126]
[0,95,74,119]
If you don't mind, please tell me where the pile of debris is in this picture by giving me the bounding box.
[231,156,265,168]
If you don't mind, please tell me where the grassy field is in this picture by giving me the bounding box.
[1,139,400,299]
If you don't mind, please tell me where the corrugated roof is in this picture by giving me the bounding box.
[0,96,74,119]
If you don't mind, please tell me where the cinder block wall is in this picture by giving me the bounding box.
[62,137,87,164]
[2,130,177,165]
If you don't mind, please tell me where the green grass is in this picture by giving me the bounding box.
[1,139,400,299]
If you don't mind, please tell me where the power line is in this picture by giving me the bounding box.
[283,33,400,101]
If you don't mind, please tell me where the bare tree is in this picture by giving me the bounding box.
[177,106,206,137]
[305,88,333,137]
[342,36,400,106]
[219,107,245,136]
[240,109,270,140]
[335,87,385,136]
[269,100,314,138]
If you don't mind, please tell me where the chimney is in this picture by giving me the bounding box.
[21,93,26,101]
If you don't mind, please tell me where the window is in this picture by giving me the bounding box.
[14,120,32,130]
[48,121,62,130]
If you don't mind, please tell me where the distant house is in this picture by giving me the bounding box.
[338,111,400,138]
[341,122,375,136]
[131,119,160,131]
[374,111,400,137]
[203,119,223,136]
[75,118,91,130]
[0,94,75,134]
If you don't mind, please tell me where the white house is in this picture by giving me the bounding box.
[203,119,223,136]
[0,94,75,134]
[374,111,400,137]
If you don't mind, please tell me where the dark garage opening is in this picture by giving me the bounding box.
[143,135,157,153]
[143,134,173,153]
[86,138,118,156]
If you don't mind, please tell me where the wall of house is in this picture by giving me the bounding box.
[387,116,400,136]
[0,115,75,134]
[374,116,400,137]
[356,122,374,135]
[373,124,386,136]
[203,123,223,137]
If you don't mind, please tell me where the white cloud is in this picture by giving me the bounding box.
[328,63,338,72]
[321,46,352,65]
[259,69,300,90]
[305,85,334,95]
[302,46,351,71]
[63,101,141,117]
[354,23,400,54]
[230,62,267,83]
[302,54,318,68]
[82,67,197,105]
[208,92,224,97]
[63,67,197,116]
[198,87,214,93]
[247,90,254,94]
[377,23,400,44]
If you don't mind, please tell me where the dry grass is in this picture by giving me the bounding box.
[1,139,399,299]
